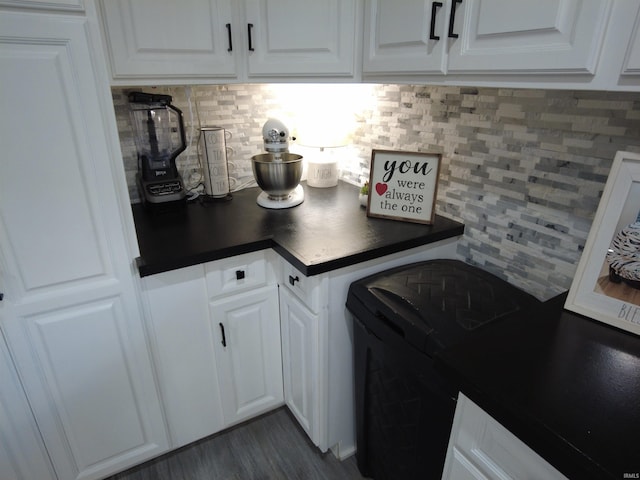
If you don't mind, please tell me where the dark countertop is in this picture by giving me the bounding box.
[437,294,640,480]
[132,181,465,277]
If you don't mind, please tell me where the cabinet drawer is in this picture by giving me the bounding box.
[279,260,321,314]
[205,251,269,299]
[445,394,567,480]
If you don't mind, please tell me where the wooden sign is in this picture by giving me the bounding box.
[366,149,441,225]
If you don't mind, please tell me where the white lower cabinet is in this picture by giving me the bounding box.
[5,297,169,480]
[442,393,568,480]
[141,264,225,449]
[144,239,460,465]
[211,285,284,426]
[141,253,283,449]
[279,286,320,445]
[278,238,460,459]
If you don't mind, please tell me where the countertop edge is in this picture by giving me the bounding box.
[273,225,465,277]
[138,226,465,278]
[137,238,275,277]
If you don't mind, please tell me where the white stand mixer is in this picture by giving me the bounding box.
[251,119,304,209]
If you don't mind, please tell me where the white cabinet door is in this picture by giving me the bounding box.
[211,285,284,425]
[0,331,56,480]
[244,0,357,77]
[442,394,568,480]
[0,0,83,10]
[447,0,611,74]
[4,299,169,480]
[279,286,320,446]
[142,265,225,449]
[142,254,281,448]
[363,0,447,74]
[99,0,237,81]
[0,9,168,480]
[620,8,640,80]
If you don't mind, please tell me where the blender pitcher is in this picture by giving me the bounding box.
[129,91,187,205]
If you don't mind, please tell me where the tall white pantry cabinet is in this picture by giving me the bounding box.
[0,2,169,480]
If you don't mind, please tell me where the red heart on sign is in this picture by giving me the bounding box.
[375,182,388,195]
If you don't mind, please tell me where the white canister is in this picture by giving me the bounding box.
[307,157,338,188]
[200,127,230,197]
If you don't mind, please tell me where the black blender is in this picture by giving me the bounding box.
[129,92,187,206]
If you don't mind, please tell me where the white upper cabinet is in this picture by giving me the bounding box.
[363,0,447,74]
[99,0,237,82]
[362,0,640,90]
[619,7,640,85]
[364,0,612,76]
[99,0,359,84]
[98,0,639,89]
[244,0,357,77]
[447,0,611,74]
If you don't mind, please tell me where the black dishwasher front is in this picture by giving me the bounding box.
[346,259,539,480]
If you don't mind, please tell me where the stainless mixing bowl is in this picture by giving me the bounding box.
[251,153,303,199]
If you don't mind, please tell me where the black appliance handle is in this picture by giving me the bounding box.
[248,23,255,51]
[429,2,443,40]
[448,0,463,38]
[226,23,233,52]
[166,103,187,158]
[219,323,227,347]
[128,91,173,105]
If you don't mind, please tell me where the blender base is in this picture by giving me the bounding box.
[256,185,304,209]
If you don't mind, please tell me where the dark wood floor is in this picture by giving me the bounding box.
[106,408,366,480]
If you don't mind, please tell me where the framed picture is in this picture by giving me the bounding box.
[565,150,640,336]
[366,149,441,225]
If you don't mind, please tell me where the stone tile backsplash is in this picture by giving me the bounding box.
[112,84,640,301]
